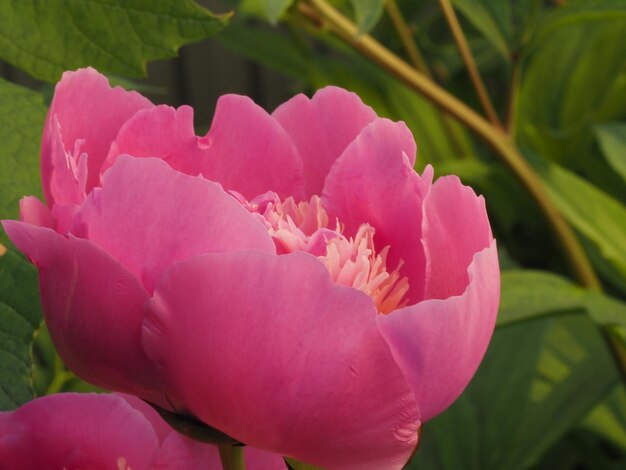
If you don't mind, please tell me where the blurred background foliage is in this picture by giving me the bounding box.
[0,0,625,468]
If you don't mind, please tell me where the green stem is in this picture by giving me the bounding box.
[219,445,245,470]
[505,60,521,137]
[385,0,466,156]
[438,0,503,129]
[305,0,601,290]
[385,0,429,73]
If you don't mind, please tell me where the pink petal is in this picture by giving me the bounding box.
[1,221,160,399]
[143,251,420,470]
[105,95,303,198]
[73,156,275,293]
[322,119,430,303]
[273,86,378,197]
[422,175,493,299]
[0,393,159,469]
[377,241,500,422]
[44,118,89,208]
[204,95,305,200]
[19,196,54,228]
[102,105,207,176]
[106,98,306,200]
[42,68,152,203]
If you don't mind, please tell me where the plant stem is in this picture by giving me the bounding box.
[305,0,601,290]
[45,354,73,395]
[505,60,521,137]
[385,0,466,157]
[385,0,429,73]
[437,0,503,129]
[219,445,245,470]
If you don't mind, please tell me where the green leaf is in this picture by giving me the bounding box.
[595,123,626,183]
[239,0,294,23]
[0,0,229,82]
[516,0,626,199]
[0,249,43,410]
[409,313,620,470]
[350,0,385,34]
[499,270,626,330]
[0,78,47,247]
[529,155,626,294]
[582,384,626,452]
[498,270,586,326]
[451,0,542,60]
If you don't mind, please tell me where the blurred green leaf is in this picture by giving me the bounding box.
[0,0,229,82]
[350,0,386,34]
[595,123,626,183]
[0,249,43,410]
[528,154,626,294]
[409,313,620,470]
[516,0,626,200]
[583,384,626,452]
[217,22,310,80]
[499,270,626,330]
[451,0,542,60]
[0,78,46,247]
[239,0,294,23]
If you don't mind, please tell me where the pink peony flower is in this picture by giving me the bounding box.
[2,68,499,469]
[0,392,284,469]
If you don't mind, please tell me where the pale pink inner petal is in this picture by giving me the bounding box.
[236,191,409,313]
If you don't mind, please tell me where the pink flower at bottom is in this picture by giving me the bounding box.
[0,393,284,470]
[2,68,500,469]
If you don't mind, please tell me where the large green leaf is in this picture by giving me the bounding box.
[0,0,229,82]
[409,313,620,470]
[0,78,47,247]
[499,270,626,329]
[451,0,542,60]
[0,249,43,410]
[516,0,626,198]
[529,155,626,294]
[595,122,626,184]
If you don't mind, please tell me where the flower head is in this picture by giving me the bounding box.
[2,68,499,469]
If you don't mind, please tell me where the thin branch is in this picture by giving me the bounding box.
[385,0,430,74]
[505,60,521,137]
[385,0,467,157]
[305,0,601,291]
[438,0,504,129]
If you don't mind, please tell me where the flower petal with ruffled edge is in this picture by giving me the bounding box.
[73,156,276,293]
[377,241,500,422]
[421,176,494,300]
[105,98,305,201]
[322,118,431,304]
[0,221,159,399]
[42,68,152,203]
[143,250,420,470]
[273,86,377,198]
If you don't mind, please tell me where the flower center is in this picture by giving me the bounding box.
[233,192,409,314]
